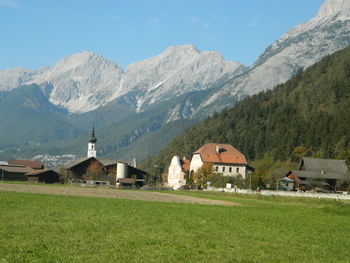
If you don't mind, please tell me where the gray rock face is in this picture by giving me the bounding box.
[0,45,244,114]
[206,0,350,110]
[0,0,349,119]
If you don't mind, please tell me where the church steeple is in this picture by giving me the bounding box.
[89,124,97,143]
[87,123,97,158]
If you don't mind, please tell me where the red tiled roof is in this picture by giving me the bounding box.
[8,160,43,169]
[194,143,247,165]
[181,159,190,172]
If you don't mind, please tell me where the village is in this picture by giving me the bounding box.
[1,126,349,199]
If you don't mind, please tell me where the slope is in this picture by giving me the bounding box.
[0,85,83,147]
[143,45,350,173]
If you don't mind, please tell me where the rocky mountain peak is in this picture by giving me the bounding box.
[316,0,350,19]
[163,44,199,56]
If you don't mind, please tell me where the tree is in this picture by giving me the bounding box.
[192,163,214,189]
[85,161,103,181]
[292,146,310,162]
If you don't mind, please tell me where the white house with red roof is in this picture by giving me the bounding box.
[190,143,252,179]
[167,143,253,189]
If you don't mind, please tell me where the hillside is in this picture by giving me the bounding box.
[1,0,350,164]
[143,45,350,173]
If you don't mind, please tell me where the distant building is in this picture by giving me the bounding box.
[280,157,349,191]
[0,160,59,183]
[8,159,44,170]
[189,143,253,179]
[167,156,190,190]
[63,157,147,187]
[64,125,146,187]
[26,169,60,183]
[0,163,35,181]
[87,124,97,158]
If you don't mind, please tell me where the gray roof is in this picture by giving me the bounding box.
[301,157,348,174]
[290,170,348,180]
[64,157,123,169]
[63,157,94,169]
[99,159,118,166]
[279,177,294,182]
[0,165,34,174]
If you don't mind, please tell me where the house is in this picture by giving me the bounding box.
[189,143,253,179]
[280,157,349,191]
[63,157,147,187]
[167,156,190,190]
[0,164,34,181]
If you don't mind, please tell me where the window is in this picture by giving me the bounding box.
[222,167,225,172]
[236,167,239,173]
[229,167,232,173]
[215,166,218,172]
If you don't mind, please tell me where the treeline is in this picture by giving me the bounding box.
[142,45,350,175]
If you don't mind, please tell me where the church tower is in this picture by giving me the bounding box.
[87,124,97,158]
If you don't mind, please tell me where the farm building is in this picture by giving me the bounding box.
[26,169,60,183]
[280,157,349,191]
[8,159,44,170]
[0,163,35,181]
[189,143,254,179]
[0,160,59,183]
[63,157,147,187]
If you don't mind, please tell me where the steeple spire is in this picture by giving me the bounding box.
[89,122,97,143]
[87,122,97,158]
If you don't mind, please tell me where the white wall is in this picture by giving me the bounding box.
[87,142,96,157]
[167,156,186,190]
[213,164,246,179]
[189,154,203,173]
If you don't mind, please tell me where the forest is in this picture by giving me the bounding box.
[143,45,350,186]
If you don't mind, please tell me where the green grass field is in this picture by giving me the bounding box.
[1,190,350,263]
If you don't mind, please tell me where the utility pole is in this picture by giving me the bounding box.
[249,171,252,191]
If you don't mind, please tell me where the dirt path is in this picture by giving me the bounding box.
[0,183,239,207]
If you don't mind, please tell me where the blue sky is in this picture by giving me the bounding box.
[0,0,324,70]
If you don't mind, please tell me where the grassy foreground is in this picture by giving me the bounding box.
[0,190,350,263]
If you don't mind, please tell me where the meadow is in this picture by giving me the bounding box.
[1,189,350,263]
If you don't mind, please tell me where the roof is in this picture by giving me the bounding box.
[288,170,347,180]
[279,177,294,182]
[0,165,34,174]
[99,159,118,167]
[181,159,190,172]
[26,169,58,176]
[194,143,247,165]
[8,159,43,169]
[301,157,348,174]
[63,157,95,169]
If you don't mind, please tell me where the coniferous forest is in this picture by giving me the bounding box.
[143,45,350,175]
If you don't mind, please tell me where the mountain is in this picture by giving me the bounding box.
[1,0,350,165]
[0,52,124,113]
[0,84,83,146]
[0,45,244,115]
[198,0,350,112]
[143,45,350,174]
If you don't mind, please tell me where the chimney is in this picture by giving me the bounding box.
[216,144,220,154]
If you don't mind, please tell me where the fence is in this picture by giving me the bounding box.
[205,187,350,200]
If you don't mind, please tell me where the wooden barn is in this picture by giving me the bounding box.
[280,157,349,191]
[26,169,60,183]
[63,157,147,187]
